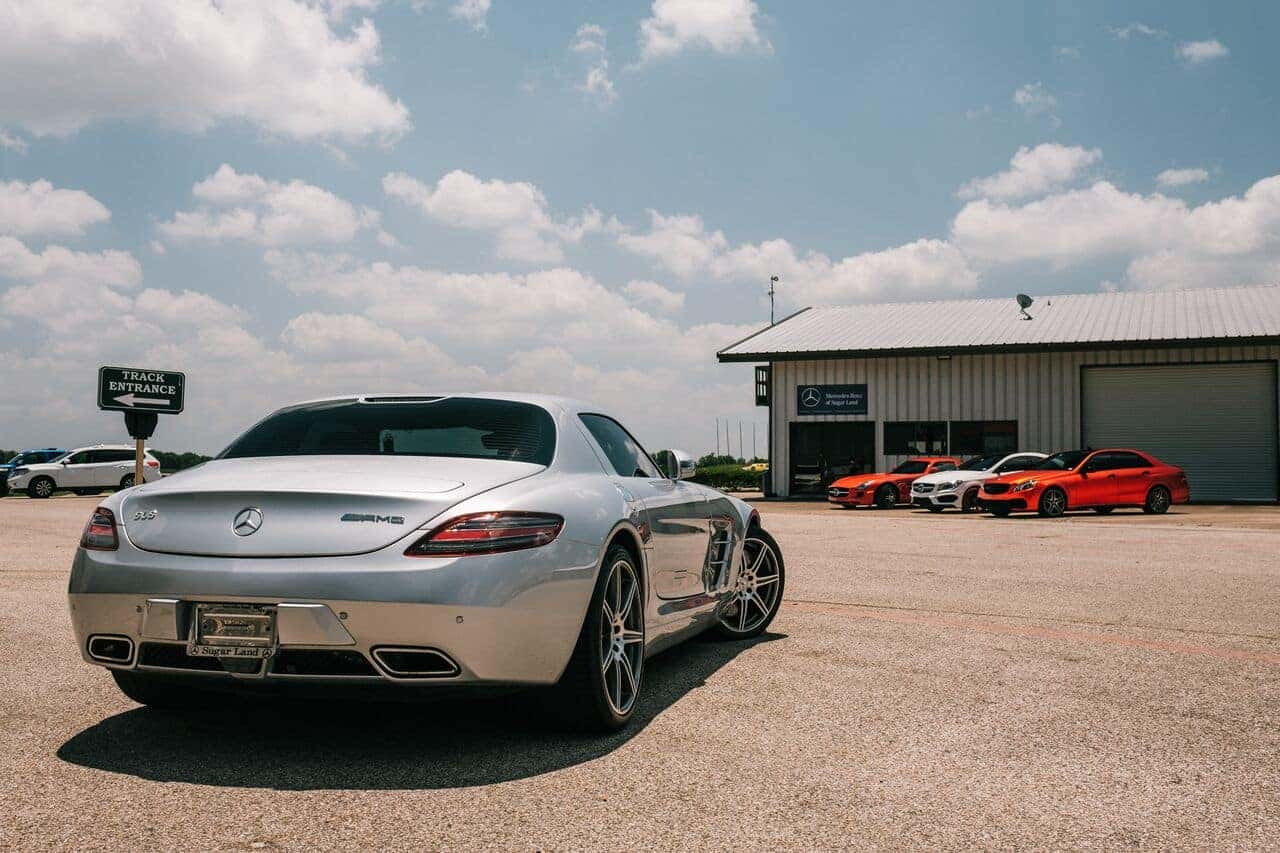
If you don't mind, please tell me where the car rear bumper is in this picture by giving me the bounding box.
[68,537,602,688]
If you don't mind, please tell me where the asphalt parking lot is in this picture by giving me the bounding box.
[2,496,1278,850]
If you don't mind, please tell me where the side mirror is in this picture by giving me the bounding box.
[60,459,70,465]
[654,449,695,480]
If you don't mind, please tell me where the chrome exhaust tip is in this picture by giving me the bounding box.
[88,634,135,664]
[371,646,460,679]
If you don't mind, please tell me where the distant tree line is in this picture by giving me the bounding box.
[151,450,213,471]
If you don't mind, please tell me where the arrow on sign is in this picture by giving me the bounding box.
[114,393,169,408]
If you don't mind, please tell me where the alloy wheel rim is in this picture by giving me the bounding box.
[1151,488,1169,512]
[35,480,52,497]
[1045,490,1064,514]
[599,558,643,716]
[720,536,782,634]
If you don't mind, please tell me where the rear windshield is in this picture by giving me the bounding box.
[220,398,556,465]
[1034,450,1089,471]
[891,460,929,474]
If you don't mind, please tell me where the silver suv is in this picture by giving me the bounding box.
[6,445,161,498]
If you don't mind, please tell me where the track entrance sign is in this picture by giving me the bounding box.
[97,366,186,487]
[98,366,185,414]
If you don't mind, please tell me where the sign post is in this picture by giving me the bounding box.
[97,366,185,487]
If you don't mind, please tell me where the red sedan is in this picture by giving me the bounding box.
[978,448,1190,518]
[828,456,962,509]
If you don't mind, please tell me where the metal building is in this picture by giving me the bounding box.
[718,286,1280,502]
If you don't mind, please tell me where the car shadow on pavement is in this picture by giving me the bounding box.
[57,632,785,790]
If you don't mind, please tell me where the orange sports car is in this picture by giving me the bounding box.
[828,456,962,509]
[978,448,1190,518]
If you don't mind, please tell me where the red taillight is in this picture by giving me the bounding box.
[145,459,160,468]
[80,506,119,551]
[404,512,563,558]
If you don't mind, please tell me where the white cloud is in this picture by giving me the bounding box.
[964,105,992,120]
[1107,22,1167,40]
[0,179,111,237]
[1055,46,1082,60]
[571,23,607,53]
[450,0,490,31]
[1176,39,1229,64]
[0,236,141,288]
[159,165,381,246]
[952,173,1280,289]
[0,130,26,153]
[1013,82,1060,127]
[958,144,1101,201]
[615,211,977,306]
[616,211,728,278]
[638,0,770,62]
[624,279,685,313]
[383,170,603,263]
[0,0,409,146]
[571,25,617,106]
[1156,167,1210,188]
[133,288,247,327]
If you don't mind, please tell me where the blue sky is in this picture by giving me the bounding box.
[1,1,1277,456]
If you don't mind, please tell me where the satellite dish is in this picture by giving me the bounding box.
[1016,293,1034,320]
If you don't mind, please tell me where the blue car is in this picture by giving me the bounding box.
[1,448,66,496]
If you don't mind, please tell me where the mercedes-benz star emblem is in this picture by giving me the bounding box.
[232,507,264,537]
[801,387,821,408]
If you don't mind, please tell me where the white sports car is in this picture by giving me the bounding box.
[910,451,1048,512]
[68,394,785,732]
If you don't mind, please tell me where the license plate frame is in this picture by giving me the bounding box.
[187,603,277,659]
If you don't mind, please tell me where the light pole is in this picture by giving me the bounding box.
[768,276,779,325]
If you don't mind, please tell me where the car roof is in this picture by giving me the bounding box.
[265,392,604,417]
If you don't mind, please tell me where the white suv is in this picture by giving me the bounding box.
[6,445,162,498]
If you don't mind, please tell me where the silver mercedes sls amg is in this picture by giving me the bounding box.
[69,394,784,731]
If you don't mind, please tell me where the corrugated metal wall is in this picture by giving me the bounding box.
[769,345,1280,498]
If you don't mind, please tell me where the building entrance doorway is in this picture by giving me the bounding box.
[789,422,875,497]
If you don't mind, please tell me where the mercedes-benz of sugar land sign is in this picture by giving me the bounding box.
[719,285,1280,503]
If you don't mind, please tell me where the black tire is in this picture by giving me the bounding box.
[1143,485,1172,515]
[118,474,135,490]
[0,482,8,498]
[111,670,226,710]
[874,484,898,509]
[712,526,785,641]
[926,505,944,513]
[960,488,979,513]
[1094,507,1115,515]
[988,504,1012,518]
[543,544,644,733]
[1038,487,1067,518]
[27,476,55,499]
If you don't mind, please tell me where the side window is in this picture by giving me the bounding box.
[579,414,662,479]
[1086,452,1116,472]
[1110,451,1150,470]
[109,450,135,462]
[997,455,1037,473]
[932,461,957,472]
[67,451,92,465]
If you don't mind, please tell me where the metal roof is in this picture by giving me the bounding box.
[718,285,1280,361]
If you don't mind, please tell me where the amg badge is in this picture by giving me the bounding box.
[340,513,405,525]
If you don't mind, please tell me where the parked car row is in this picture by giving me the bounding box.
[0,448,65,496]
[4,445,162,498]
[828,448,1190,517]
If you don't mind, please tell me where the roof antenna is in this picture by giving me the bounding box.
[768,276,779,325]
[1016,293,1034,321]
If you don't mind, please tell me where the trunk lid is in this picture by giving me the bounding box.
[119,455,542,557]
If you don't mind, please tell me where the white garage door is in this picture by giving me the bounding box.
[1082,362,1278,502]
